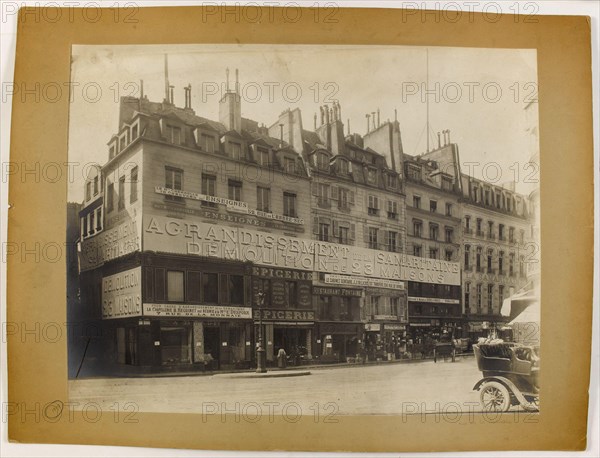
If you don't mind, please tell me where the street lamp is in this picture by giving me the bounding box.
[256,291,267,373]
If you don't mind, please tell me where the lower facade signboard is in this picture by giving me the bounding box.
[143,303,252,319]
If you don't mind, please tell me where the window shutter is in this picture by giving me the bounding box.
[331,186,339,200]
[349,224,356,241]
[312,216,319,234]
[332,221,339,238]
[349,190,355,205]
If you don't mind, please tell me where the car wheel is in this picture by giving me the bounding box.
[480,381,512,412]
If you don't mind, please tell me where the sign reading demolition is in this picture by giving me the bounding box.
[143,216,461,285]
[102,267,142,319]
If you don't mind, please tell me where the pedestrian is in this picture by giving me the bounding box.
[277,347,287,368]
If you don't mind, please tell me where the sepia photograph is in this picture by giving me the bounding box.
[66,43,541,416]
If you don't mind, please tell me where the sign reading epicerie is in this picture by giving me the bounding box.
[144,216,461,285]
[102,267,142,319]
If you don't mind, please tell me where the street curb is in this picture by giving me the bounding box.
[213,370,312,379]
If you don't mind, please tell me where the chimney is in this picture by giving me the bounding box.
[337,101,342,120]
[325,106,330,124]
[437,132,441,149]
[219,68,241,132]
[394,108,398,122]
[279,123,284,147]
[377,108,380,127]
[347,118,350,135]
[371,112,376,131]
[226,68,230,92]
[163,54,170,104]
[366,114,371,133]
[447,129,451,144]
[314,113,317,130]
[169,85,174,104]
[235,68,239,94]
[140,79,144,99]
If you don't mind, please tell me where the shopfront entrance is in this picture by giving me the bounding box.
[273,326,311,365]
[160,325,192,365]
[203,325,221,370]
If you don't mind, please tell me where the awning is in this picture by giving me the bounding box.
[509,301,540,324]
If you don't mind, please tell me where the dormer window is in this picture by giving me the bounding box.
[284,157,296,174]
[201,134,216,153]
[166,125,181,145]
[109,144,116,159]
[93,176,99,196]
[367,168,377,184]
[407,164,420,180]
[85,182,91,201]
[119,135,127,151]
[386,174,397,189]
[317,152,329,171]
[257,147,270,167]
[338,158,349,174]
[230,142,242,160]
[131,124,139,141]
[441,176,452,191]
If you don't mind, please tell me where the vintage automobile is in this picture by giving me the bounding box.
[473,342,539,411]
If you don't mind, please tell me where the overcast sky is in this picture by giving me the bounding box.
[68,44,539,202]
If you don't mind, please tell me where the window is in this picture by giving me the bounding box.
[476,218,483,235]
[386,174,397,188]
[230,142,242,160]
[465,282,471,308]
[464,245,471,269]
[487,284,494,309]
[93,176,99,196]
[429,223,439,241]
[228,180,242,201]
[445,249,453,261]
[368,195,379,216]
[509,227,515,243]
[499,224,505,241]
[106,182,114,212]
[258,148,270,167]
[387,200,398,219]
[476,284,482,308]
[229,275,244,305]
[109,145,116,159]
[118,176,125,210]
[201,134,216,153]
[130,166,138,203]
[441,176,453,191]
[283,192,297,217]
[119,135,127,151]
[476,247,482,271]
[519,255,525,276]
[430,200,437,213]
[429,248,438,259]
[338,187,350,210]
[445,227,453,243]
[445,202,452,216]
[370,296,380,315]
[340,297,351,319]
[318,223,330,242]
[317,152,329,170]
[165,167,183,202]
[167,271,184,302]
[256,186,270,212]
[413,244,422,257]
[413,195,421,209]
[338,226,349,245]
[85,182,91,201]
[488,221,494,239]
[201,174,217,207]
[499,251,504,274]
[413,220,422,238]
[368,227,378,249]
[89,212,95,235]
[317,183,329,206]
[81,217,87,238]
[166,125,181,145]
[509,252,515,276]
[407,165,420,180]
[390,297,399,317]
[202,273,219,303]
[96,207,102,231]
[131,124,138,140]
[465,216,471,230]
[487,249,493,272]
[484,189,491,206]
[338,159,349,174]
[284,157,296,174]
[386,231,398,252]
[499,285,505,304]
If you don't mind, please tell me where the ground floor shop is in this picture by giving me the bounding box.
[253,315,315,366]
[364,322,407,361]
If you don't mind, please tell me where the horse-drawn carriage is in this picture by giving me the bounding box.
[473,341,540,411]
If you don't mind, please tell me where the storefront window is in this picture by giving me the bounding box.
[167,271,184,302]
[285,281,297,307]
[203,273,219,303]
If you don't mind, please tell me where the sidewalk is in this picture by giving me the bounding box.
[72,352,474,380]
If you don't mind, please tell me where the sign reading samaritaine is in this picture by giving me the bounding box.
[144,216,461,285]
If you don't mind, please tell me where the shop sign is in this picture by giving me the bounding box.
[80,218,141,271]
[155,186,304,225]
[313,286,362,297]
[143,303,252,319]
[253,309,315,321]
[143,216,460,285]
[365,323,381,331]
[385,324,405,331]
[324,274,404,290]
[409,323,432,327]
[102,267,142,319]
[374,315,398,321]
[408,296,460,304]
